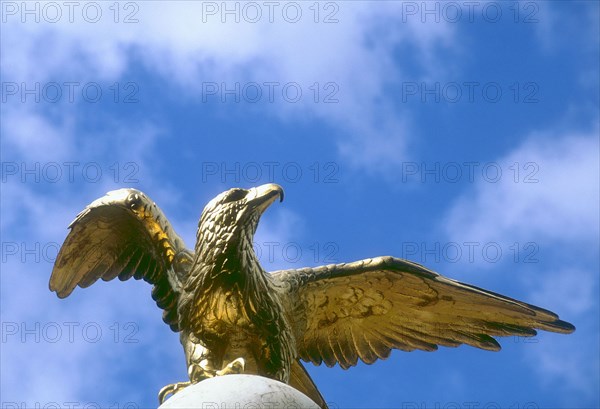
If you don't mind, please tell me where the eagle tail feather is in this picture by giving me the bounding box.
[289,360,328,409]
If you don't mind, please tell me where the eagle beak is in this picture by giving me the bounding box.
[247,183,284,214]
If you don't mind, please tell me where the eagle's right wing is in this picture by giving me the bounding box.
[49,188,193,331]
[272,256,574,369]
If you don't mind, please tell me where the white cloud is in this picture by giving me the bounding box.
[1,105,76,162]
[525,329,599,400]
[524,267,598,397]
[533,1,599,54]
[2,1,457,170]
[0,256,178,405]
[443,128,600,245]
[530,268,596,317]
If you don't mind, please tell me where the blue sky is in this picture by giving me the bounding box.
[1,1,598,408]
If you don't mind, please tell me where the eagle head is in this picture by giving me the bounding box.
[195,184,284,267]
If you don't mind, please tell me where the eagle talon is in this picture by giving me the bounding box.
[158,381,191,404]
[217,357,245,376]
[189,360,218,382]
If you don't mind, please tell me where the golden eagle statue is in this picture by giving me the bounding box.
[49,184,575,408]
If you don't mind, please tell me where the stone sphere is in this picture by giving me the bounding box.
[159,374,320,409]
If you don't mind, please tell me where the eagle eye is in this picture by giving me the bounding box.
[224,189,247,203]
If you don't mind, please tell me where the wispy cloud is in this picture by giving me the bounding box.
[3,1,457,171]
[443,127,599,246]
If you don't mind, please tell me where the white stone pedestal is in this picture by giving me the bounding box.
[158,375,320,409]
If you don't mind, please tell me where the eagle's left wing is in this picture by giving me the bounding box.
[271,256,574,369]
[49,188,193,331]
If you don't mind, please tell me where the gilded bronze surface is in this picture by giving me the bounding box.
[50,184,575,408]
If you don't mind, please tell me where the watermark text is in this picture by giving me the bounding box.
[1,321,139,344]
[1,1,140,24]
[201,161,340,184]
[1,162,140,184]
[2,82,139,104]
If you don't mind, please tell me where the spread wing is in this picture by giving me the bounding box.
[49,188,193,331]
[271,256,575,369]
